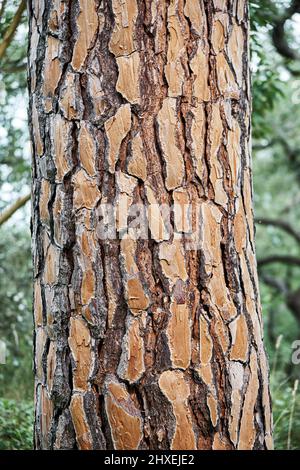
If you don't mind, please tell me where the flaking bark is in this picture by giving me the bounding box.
[29,0,273,450]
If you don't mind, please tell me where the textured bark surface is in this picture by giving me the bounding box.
[29,0,273,450]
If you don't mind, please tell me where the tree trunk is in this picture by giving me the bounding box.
[29,0,273,450]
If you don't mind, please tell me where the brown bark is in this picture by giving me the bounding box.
[29,0,273,450]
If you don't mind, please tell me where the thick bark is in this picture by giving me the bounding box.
[29,0,273,450]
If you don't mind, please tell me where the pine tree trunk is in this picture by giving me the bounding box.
[29,0,273,450]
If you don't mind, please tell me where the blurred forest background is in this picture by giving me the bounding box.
[1,0,300,450]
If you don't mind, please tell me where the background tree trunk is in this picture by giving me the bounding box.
[29,0,273,450]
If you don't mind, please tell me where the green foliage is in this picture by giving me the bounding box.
[0,0,299,451]
[0,223,33,401]
[0,398,33,450]
[251,2,300,452]
[250,0,279,30]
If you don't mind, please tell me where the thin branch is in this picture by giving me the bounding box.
[255,218,300,245]
[0,0,26,61]
[260,272,300,326]
[272,25,300,62]
[258,255,300,268]
[284,64,300,77]
[0,192,30,226]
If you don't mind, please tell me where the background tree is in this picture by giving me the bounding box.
[0,0,31,391]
